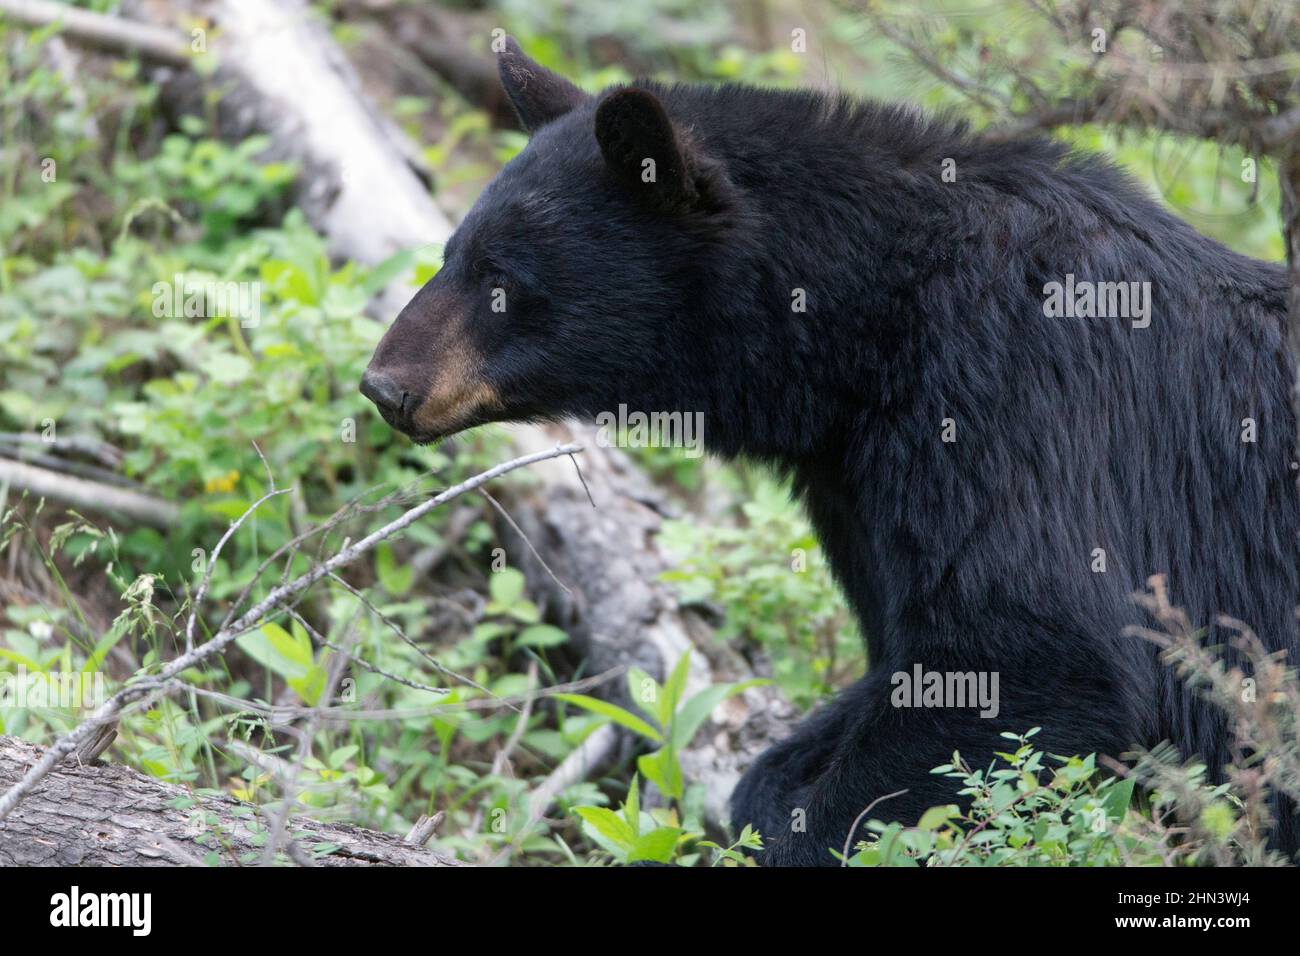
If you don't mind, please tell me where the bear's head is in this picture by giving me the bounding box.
[360,38,737,444]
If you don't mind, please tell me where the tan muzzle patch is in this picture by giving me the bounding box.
[409,339,502,436]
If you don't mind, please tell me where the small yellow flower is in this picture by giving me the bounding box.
[204,469,240,494]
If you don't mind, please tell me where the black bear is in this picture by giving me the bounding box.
[361,39,1300,865]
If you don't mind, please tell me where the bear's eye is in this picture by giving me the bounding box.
[472,257,514,295]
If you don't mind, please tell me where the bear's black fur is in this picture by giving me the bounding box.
[362,40,1300,865]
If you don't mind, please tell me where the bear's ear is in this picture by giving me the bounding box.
[497,36,589,134]
[595,88,725,214]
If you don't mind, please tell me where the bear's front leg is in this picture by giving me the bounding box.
[730,674,874,843]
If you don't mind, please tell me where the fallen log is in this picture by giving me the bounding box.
[0,457,179,529]
[0,0,191,65]
[0,735,461,865]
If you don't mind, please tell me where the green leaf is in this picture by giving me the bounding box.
[83,618,130,674]
[917,805,960,831]
[360,247,418,297]
[375,543,413,596]
[199,351,251,386]
[507,600,540,624]
[661,650,692,725]
[237,622,314,681]
[517,624,568,648]
[637,747,682,802]
[0,647,46,671]
[288,662,328,706]
[671,678,770,750]
[1101,776,1137,821]
[488,568,526,607]
[575,807,637,855]
[554,694,662,742]
[472,622,512,643]
[623,775,641,835]
[627,667,661,720]
[628,826,681,864]
[328,745,359,770]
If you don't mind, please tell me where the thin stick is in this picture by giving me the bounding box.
[250,440,276,492]
[479,488,572,596]
[286,607,450,698]
[172,666,623,720]
[839,789,909,866]
[185,487,291,652]
[325,571,504,704]
[567,451,596,508]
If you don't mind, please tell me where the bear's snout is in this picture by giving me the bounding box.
[361,275,505,443]
[361,335,502,444]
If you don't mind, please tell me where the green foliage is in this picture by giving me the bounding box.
[845,724,1288,867]
[849,0,1285,262]
[660,476,858,706]
[0,25,577,862]
[847,730,1149,866]
[235,622,330,706]
[574,776,684,863]
[563,650,768,864]
[563,650,768,802]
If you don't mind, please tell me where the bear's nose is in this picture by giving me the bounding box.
[360,369,407,420]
